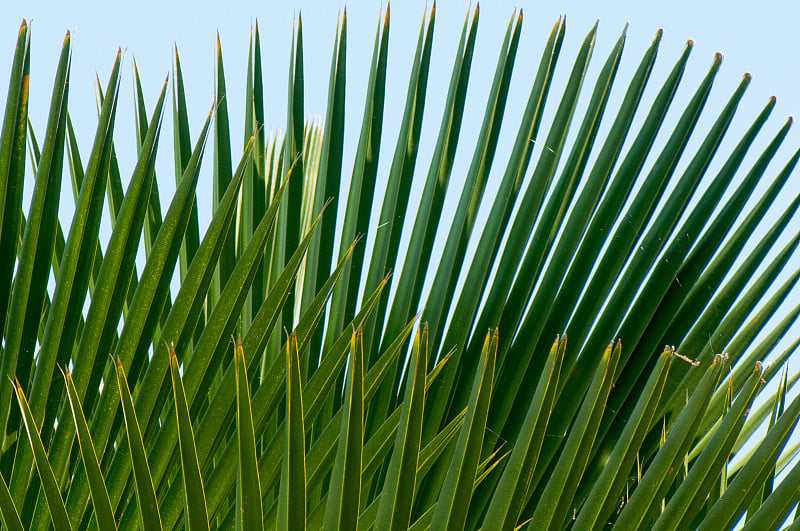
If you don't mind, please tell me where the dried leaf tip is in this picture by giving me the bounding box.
[673,351,700,367]
[713,51,723,65]
[788,115,793,125]
[686,38,694,47]
[743,72,752,82]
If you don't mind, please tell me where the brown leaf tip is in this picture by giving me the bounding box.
[673,351,700,367]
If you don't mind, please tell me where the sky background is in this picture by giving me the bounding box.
[2,1,800,385]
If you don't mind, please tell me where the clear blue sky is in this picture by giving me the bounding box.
[3,0,800,370]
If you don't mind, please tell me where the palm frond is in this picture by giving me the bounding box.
[2,8,800,530]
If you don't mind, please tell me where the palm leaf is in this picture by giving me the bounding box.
[4,7,800,531]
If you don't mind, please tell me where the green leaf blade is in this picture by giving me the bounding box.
[235,339,263,531]
[278,333,306,531]
[115,361,163,531]
[323,327,364,531]
[169,353,209,531]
